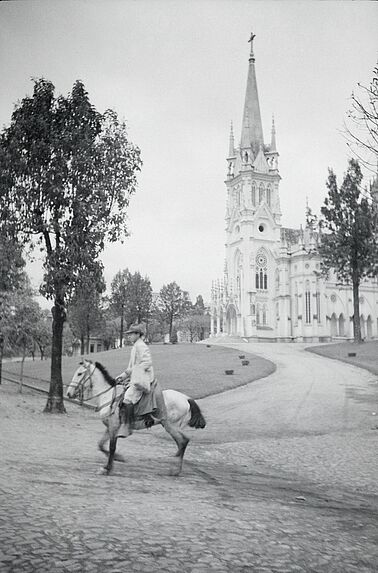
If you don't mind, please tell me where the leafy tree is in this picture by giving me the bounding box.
[0,229,26,384]
[110,269,153,342]
[345,65,378,172]
[33,309,52,360]
[179,313,210,342]
[110,269,131,347]
[157,282,191,340]
[125,271,153,328]
[193,294,205,315]
[318,159,378,342]
[0,78,141,412]
[68,269,106,354]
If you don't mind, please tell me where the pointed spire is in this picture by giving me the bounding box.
[228,121,235,157]
[270,115,277,152]
[240,32,264,152]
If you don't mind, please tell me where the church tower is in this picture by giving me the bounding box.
[223,33,281,338]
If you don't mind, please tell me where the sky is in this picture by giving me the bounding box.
[1,0,377,307]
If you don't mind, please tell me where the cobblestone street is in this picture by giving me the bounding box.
[1,343,378,572]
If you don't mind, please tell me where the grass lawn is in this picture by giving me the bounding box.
[306,341,378,377]
[3,343,275,400]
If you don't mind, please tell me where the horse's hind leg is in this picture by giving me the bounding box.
[161,420,189,476]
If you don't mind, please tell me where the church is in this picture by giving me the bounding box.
[210,34,378,342]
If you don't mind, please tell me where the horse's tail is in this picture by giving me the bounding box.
[188,399,206,429]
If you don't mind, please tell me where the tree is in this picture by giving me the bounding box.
[179,313,210,342]
[193,294,205,315]
[157,282,191,340]
[0,229,26,384]
[0,78,142,412]
[68,269,106,354]
[110,269,131,347]
[124,272,153,329]
[33,309,52,360]
[318,159,378,342]
[345,65,378,172]
[110,269,153,342]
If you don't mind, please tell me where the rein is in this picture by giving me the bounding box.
[71,362,125,411]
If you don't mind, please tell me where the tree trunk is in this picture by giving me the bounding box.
[80,335,85,355]
[86,314,90,354]
[169,315,173,340]
[19,343,26,393]
[44,299,66,413]
[120,304,124,348]
[352,273,362,343]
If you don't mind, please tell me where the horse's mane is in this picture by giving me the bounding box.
[95,362,116,386]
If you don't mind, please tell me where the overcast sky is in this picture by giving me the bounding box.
[1,0,377,306]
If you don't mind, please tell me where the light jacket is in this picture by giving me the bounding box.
[122,338,155,391]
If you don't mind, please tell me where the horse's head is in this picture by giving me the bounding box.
[67,359,94,399]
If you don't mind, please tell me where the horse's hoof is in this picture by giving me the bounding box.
[169,467,181,476]
[169,459,183,476]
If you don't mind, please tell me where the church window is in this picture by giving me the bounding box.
[305,280,311,324]
[256,304,261,325]
[316,290,321,322]
[267,185,272,207]
[294,282,299,325]
[258,224,264,232]
[262,305,267,325]
[251,182,256,206]
[255,250,268,290]
[259,183,265,204]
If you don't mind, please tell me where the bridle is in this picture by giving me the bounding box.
[70,361,112,402]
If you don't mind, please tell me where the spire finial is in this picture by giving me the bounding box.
[248,32,256,62]
[270,114,277,152]
[228,121,235,157]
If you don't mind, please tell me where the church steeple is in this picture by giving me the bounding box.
[240,32,264,154]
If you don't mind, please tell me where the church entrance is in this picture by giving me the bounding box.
[330,313,338,337]
[226,305,237,336]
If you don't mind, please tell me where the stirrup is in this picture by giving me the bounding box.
[117,423,132,438]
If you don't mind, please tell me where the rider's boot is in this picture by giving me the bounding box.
[117,402,135,438]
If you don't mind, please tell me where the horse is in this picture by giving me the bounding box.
[66,359,206,476]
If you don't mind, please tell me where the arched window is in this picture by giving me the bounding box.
[251,182,256,206]
[305,280,311,324]
[259,183,265,204]
[256,304,261,325]
[255,250,268,290]
[262,305,267,326]
[266,185,272,207]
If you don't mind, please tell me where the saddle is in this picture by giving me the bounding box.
[112,380,159,428]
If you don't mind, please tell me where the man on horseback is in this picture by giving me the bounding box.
[116,324,154,438]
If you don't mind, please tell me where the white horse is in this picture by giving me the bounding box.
[67,359,206,475]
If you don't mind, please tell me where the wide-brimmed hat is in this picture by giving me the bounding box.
[125,324,145,336]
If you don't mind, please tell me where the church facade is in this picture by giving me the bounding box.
[210,35,378,342]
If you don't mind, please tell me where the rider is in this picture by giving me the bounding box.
[116,324,154,438]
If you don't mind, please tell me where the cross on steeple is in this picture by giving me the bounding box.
[248,32,256,62]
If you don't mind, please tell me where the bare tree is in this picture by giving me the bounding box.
[344,65,378,172]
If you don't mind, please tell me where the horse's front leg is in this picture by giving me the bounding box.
[98,428,109,456]
[102,435,118,475]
